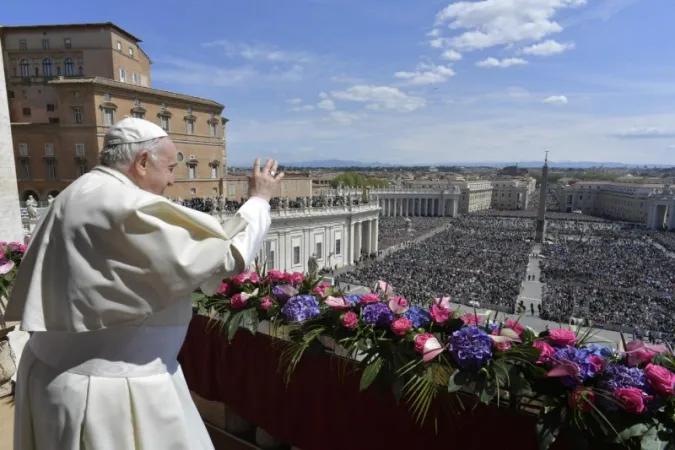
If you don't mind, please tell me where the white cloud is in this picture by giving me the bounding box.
[435,0,587,52]
[329,111,361,125]
[202,40,311,63]
[476,57,528,68]
[429,38,450,49]
[427,28,442,38]
[330,85,426,112]
[330,75,363,84]
[287,98,303,105]
[319,92,329,99]
[394,63,456,85]
[522,40,575,56]
[614,127,675,139]
[440,49,462,61]
[289,104,316,112]
[317,99,336,111]
[542,95,568,105]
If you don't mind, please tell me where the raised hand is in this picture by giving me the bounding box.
[248,158,284,202]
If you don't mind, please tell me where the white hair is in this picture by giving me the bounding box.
[99,138,164,170]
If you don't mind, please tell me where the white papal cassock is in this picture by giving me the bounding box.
[5,165,271,450]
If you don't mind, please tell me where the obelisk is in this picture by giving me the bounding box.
[534,152,549,243]
[0,37,23,243]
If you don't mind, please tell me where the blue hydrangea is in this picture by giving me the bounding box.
[281,295,320,323]
[487,322,500,333]
[362,302,394,327]
[599,364,648,392]
[585,344,613,359]
[448,326,493,371]
[553,346,598,386]
[344,295,363,306]
[403,307,431,328]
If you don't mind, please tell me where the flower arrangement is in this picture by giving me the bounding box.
[0,241,26,299]
[194,267,675,450]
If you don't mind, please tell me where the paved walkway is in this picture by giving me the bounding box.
[0,396,13,450]
[518,243,544,316]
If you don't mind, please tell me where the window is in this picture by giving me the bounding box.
[64,58,74,76]
[104,92,111,101]
[160,116,169,131]
[128,47,134,57]
[316,242,323,259]
[186,119,195,135]
[228,184,235,195]
[117,41,122,51]
[19,39,27,50]
[44,143,54,157]
[211,165,217,179]
[22,107,31,117]
[119,68,126,82]
[190,188,197,195]
[46,103,55,112]
[187,107,193,114]
[132,72,138,84]
[20,59,29,77]
[134,98,141,106]
[19,160,30,179]
[188,166,196,179]
[75,144,85,156]
[73,91,80,99]
[73,107,83,124]
[293,246,301,265]
[42,58,52,76]
[47,161,56,180]
[103,108,114,125]
[42,39,50,49]
[64,38,71,49]
[335,238,341,255]
[209,122,217,137]
[161,103,167,109]
[78,164,87,176]
[133,111,144,119]
[176,152,184,162]
[18,143,28,157]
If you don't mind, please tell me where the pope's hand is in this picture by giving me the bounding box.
[248,158,284,202]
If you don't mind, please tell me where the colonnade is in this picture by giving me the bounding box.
[647,200,675,230]
[377,195,459,218]
[348,217,378,263]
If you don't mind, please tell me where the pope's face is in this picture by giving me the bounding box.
[131,138,178,196]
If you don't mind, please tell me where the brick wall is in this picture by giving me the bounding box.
[0,39,24,242]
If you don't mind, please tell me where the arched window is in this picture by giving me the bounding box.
[43,58,52,76]
[64,58,74,76]
[20,59,29,77]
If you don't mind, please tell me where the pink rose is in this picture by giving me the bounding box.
[568,388,595,413]
[360,293,380,305]
[0,252,5,261]
[433,296,451,309]
[548,328,577,347]
[217,282,231,296]
[230,292,250,310]
[430,305,451,324]
[232,270,259,286]
[461,313,482,326]
[260,296,274,311]
[588,355,605,374]
[533,340,555,363]
[312,287,326,297]
[625,340,668,367]
[341,311,358,329]
[325,296,351,310]
[265,269,285,283]
[505,319,525,337]
[414,333,444,363]
[645,363,675,396]
[493,340,511,352]
[613,387,653,414]
[390,317,413,336]
[388,297,409,314]
[288,272,305,286]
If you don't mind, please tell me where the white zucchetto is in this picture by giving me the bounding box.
[103,117,168,146]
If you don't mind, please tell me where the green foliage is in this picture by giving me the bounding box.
[360,357,384,391]
[330,173,389,188]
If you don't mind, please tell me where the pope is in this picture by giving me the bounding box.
[5,118,283,450]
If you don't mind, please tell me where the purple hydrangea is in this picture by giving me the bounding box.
[280,295,320,323]
[599,364,648,392]
[403,307,431,328]
[585,344,613,358]
[448,326,493,371]
[553,346,598,386]
[362,302,395,327]
[272,284,297,303]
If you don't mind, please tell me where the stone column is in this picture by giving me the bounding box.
[363,220,371,255]
[349,222,355,263]
[669,203,675,230]
[371,218,378,253]
[354,222,362,260]
[0,38,23,244]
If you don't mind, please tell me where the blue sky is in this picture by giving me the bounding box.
[6,0,675,165]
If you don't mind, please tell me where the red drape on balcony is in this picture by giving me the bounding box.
[179,315,569,450]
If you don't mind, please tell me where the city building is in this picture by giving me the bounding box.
[491,178,537,210]
[1,22,228,200]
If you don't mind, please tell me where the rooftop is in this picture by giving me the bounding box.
[0,22,142,43]
[48,77,225,109]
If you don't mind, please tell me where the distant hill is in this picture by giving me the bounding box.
[270,159,673,169]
